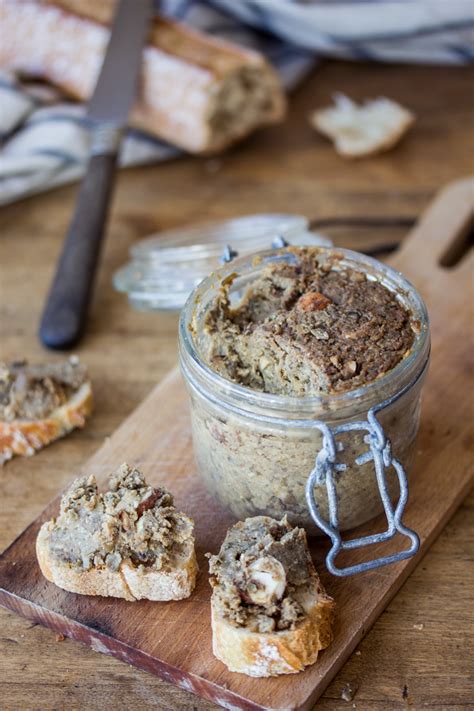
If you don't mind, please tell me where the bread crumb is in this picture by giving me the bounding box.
[310,93,414,158]
[413,623,424,630]
[341,683,357,702]
[355,650,361,656]
[403,684,414,705]
[55,633,65,642]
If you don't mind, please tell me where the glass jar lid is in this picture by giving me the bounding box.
[113,214,332,311]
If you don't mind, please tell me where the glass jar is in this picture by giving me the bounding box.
[179,247,430,532]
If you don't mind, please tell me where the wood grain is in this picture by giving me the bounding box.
[1,61,474,711]
[1,177,473,711]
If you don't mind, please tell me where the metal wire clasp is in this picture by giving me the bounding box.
[220,235,289,264]
[305,401,420,576]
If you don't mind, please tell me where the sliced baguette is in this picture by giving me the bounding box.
[37,521,198,601]
[0,380,93,465]
[209,516,335,677]
[211,587,334,676]
[36,465,198,601]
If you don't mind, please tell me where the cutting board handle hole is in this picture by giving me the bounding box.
[438,218,474,268]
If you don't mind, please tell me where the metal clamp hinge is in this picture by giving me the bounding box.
[305,407,420,576]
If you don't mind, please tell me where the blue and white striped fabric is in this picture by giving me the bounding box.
[1,0,472,206]
[211,0,474,65]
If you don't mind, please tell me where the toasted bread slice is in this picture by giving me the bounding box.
[0,360,93,465]
[211,586,334,676]
[208,516,334,676]
[36,464,198,601]
[310,93,414,158]
[37,522,198,601]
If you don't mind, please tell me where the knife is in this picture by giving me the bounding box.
[39,0,153,349]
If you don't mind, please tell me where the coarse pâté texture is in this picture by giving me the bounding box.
[36,464,198,600]
[209,516,318,633]
[0,358,93,465]
[0,359,88,421]
[47,464,194,572]
[201,248,415,396]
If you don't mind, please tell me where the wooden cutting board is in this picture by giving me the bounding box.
[0,178,472,711]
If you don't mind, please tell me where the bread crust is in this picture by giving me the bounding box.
[0,381,93,465]
[0,0,286,153]
[36,520,198,601]
[211,589,334,676]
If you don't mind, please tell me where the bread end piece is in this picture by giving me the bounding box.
[211,589,334,677]
[37,520,198,601]
[0,381,93,465]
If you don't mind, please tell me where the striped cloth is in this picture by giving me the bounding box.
[1,0,473,206]
[213,0,474,65]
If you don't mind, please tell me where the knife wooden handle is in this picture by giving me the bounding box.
[39,149,118,350]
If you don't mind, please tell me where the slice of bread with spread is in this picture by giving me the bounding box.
[208,516,334,676]
[0,358,93,465]
[37,463,198,601]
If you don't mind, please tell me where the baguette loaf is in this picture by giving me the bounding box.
[0,358,93,465]
[0,0,286,153]
[36,464,198,601]
[208,516,334,676]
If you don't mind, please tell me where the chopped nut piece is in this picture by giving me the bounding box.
[259,356,272,372]
[136,489,162,517]
[296,291,332,312]
[342,360,358,379]
[245,556,286,606]
[311,328,329,341]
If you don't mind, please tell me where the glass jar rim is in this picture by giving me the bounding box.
[131,213,311,259]
[179,246,430,420]
[114,213,331,312]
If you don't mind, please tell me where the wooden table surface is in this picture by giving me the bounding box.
[1,61,473,711]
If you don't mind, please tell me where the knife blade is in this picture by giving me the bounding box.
[39,0,153,350]
[88,0,152,123]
